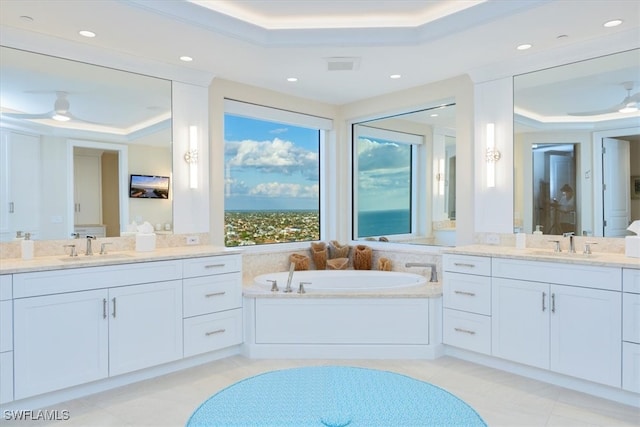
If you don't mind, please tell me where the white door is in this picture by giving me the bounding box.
[602,137,630,237]
[491,278,549,369]
[108,280,183,376]
[13,290,109,399]
[550,284,622,387]
[74,153,102,225]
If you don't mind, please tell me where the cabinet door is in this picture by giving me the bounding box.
[108,280,183,376]
[0,130,41,235]
[550,284,622,387]
[74,153,102,225]
[13,289,109,399]
[492,278,549,369]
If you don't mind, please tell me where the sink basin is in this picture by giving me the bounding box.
[528,250,598,258]
[60,253,134,262]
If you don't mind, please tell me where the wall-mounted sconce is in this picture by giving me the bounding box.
[485,123,501,188]
[184,125,198,189]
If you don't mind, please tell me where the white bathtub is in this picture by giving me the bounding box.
[253,269,427,292]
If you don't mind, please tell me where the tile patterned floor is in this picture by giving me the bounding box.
[4,355,639,426]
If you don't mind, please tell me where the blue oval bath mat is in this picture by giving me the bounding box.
[186,366,487,426]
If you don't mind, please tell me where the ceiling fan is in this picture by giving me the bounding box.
[568,81,640,116]
[1,91,99,123]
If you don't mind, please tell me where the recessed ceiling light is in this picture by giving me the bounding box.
[517,44,532,51]
[430,113,439,117]
[390,74,401,79]
[180,56,193,62]
[603,19,623,28]
[287,77,298,82]
[78,30,96,38]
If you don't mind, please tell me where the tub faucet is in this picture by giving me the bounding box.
[284,262,295,293]
[563,232,576,253]
[405,262,438,282]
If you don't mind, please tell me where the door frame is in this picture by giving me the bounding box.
[66,139,129,237]
[592,126,639,237]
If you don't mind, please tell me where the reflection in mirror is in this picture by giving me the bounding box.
[0,46,172,241]
[514,49,640,237]
[352,102,456,246]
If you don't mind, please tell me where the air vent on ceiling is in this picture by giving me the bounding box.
[326,57,361,71]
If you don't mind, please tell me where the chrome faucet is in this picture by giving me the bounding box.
[85,235,96,255]
[284,262,295,293]
[563,232,576,253]
[405,262,438,282]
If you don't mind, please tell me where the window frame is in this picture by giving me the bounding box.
[352,124,426,241]
[223,99,331,248]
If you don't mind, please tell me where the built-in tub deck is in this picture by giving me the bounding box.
[242,269,443,359]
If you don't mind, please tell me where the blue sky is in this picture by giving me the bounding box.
[356,136,411,212]
[224,114,319,211]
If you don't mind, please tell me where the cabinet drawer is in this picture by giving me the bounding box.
[183,309,242,357]
[443,272,491,315]
[623,269,640,294]
[183,255,241,278]
[623,341,640,393]
[443,254,491,276]
[443,308,491,355]
[183,273,242,317]
[623,292,640,344]
[0,300,12,352]
[492,258,621,291]
[0,275,11,301]
[13,260,182,298]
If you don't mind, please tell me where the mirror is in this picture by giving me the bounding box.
[514,49,640,237]
[0,46,172,241]
[352,102,456,246]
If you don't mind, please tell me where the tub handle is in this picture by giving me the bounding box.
[267,279,279,292]
[298,281,310,294]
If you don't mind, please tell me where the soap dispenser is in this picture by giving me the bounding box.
[533,225,543,235]
[21,232,34,260]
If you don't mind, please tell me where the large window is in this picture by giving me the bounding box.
[353,125,422,239]
[224,100,329,246]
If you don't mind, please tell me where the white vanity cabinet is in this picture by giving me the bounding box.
[491,258,622,388]
[622,268,640,393]
[12,260,183,400]
[442,254,492,355]
[14,289,110,399]
[182,255,243,358]
[0,274,13,404]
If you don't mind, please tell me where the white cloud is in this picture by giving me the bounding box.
[249,182,319,198]
[227,137,318,178]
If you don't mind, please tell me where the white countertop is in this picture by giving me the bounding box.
[443,245,640,269]
[0,245,240,274]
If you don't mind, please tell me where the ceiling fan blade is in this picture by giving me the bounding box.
[567,101,627,116]
[1,111,53,120]
[66,112,109,126]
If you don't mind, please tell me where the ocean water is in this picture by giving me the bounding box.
[358,209,410,237]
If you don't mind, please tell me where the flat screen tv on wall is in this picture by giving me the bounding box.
[129,174,170,199]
